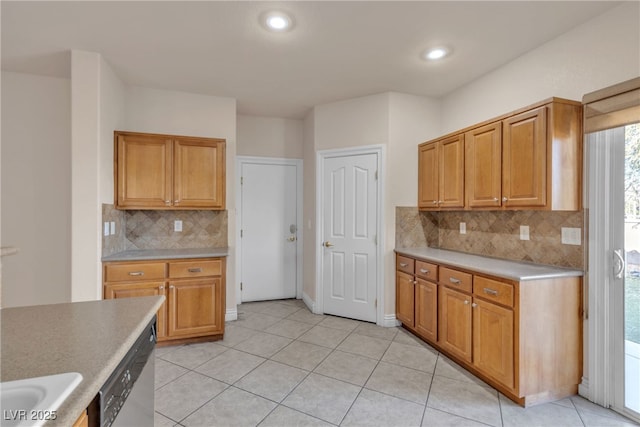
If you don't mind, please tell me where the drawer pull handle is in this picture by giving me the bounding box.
[399,263,408,268]
[188,267,203,273]
[419,268,429,274]
[449,277,461,284]
[128,271,144,276]
[483,288,498,296]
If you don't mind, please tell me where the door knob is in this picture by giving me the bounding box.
[323,241,334,247]
[287,236,297,242]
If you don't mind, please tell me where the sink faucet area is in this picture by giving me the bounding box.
[1,372,82,427]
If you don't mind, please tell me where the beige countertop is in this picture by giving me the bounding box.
[395,247,583,281]
[1,296,165,426]
[101,247,229,262]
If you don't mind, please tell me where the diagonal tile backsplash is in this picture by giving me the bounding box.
[102,204,228,256]
[396,207,584,269]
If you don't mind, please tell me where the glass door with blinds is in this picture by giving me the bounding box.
[584,78,640,423]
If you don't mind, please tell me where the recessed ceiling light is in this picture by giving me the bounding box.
[262,11,294,32]
[422,47,451,61]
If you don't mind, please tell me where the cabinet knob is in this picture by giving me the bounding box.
[432,200,438,205]
[493,197,499,202]
[174,200,179,203]
[159,286,164,291]
[502,197,508,202]
[165,200,171,205]
[413,281,417,285]
[438,200,443,204]
[169,285,175,290]
[472,303,478,308]
[464,300,469,305]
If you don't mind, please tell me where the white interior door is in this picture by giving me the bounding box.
[321,152,378,322]
[240,160,298,302]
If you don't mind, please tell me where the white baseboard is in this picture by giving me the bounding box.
[578,377,590,400]
[302,292,316,313]
[225,307,238,322]
[381,314,401,327]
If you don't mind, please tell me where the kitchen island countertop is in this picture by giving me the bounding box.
[395,247,583,281]
[1,296,164,426]
[102,247,229,262]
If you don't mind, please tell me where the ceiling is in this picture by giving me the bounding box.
[1,1,621,119]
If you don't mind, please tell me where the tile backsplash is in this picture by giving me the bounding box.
[396,207,584,269]
[102,204,228,256]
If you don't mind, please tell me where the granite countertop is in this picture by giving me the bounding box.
[101,247,229,262]
[395,247,583,281]
[1,296,165,426]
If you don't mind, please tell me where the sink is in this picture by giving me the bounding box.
[0,372,82,427]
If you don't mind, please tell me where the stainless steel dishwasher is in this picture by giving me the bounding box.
[99,316,156,427]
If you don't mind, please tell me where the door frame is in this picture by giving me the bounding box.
[315,145,385,325]
[236,156,304,305]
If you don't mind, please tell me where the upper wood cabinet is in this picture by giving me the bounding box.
[465,122,502,208]
[420,98,582,211]
[115,131,226,210]
[418,134,465,210]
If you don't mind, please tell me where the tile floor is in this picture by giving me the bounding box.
[154,299,639,427]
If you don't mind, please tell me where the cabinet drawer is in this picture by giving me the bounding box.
[440,267,472,293]
[397,256,415,274]
[104,262,166,282]
[474,276,514,307]
[169,259,222,278]
[416,261,438,282]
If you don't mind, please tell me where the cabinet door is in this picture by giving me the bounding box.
[415,278,437,342]
[418,142,439,209]
[104,282,168,340]
[116,133,173,209]
[439,134,465,209]
[466,122,502,208]
[168,278,223,337]
[473,298,514,389]
[174,138,225,209]
[396,271,415,327]
[502,106,547,207]
[438,286,472,362]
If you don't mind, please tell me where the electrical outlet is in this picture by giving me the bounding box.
[174,220,183,232]
[110,221,116,235]
[562,227,581,245]
[103,222,110,237]
[460,222,466,234]
[520,225,530,241]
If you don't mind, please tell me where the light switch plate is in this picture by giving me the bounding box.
[174,220,183,232]
[460,222,466,234]
[103,222,110,237]
[110,221,116,235]
[562,227,581,245]
[520,225,530,241]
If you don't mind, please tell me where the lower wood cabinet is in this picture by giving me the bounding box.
[438,285,473,363]
[396,253,581,407]
[103,257,225,344]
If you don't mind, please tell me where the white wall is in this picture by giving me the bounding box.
[71,51,102,302]
[1,71,71,307]
[305,92,440,317]
[385,92,441,313]
[314,93,390,150]
[302,110,316,302]
[441,2,640,133]
[124,86,238,314]
[237,115,303,159]
[99,57,126,204]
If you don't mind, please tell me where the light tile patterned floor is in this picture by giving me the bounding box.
[154,299,639,427]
